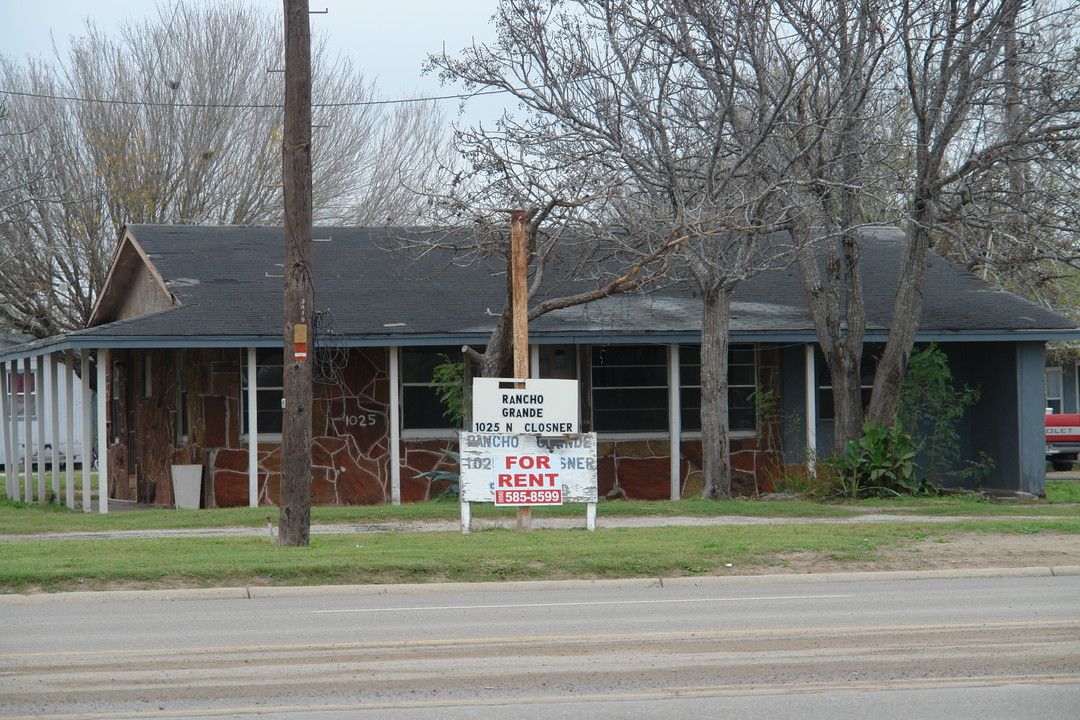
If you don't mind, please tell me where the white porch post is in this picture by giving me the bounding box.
[9,358,18,500]
[668,343,681,501]
[64,350,76,509]
[388,346,401,505]
[247,347,259,507]
[49,353,61,503]
[529,345,540,379]
[35,354,46,502]
[9,359,19,502]
[22,357,33,502]
[79,349,92,512]
[805,343,817,471]
[96,349,108,513]
[0,361,9,500]
[8,360,17,502]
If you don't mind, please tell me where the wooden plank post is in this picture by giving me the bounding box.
[510,209,531,531]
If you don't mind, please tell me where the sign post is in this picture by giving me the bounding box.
[459,432,598,533]
[459,210,598,532]
[461,375,594,533]
[508,210,531,530]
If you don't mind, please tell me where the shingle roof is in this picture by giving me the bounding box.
[43,224,1080,350]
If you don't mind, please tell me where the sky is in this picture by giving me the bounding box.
[0,0,507,125]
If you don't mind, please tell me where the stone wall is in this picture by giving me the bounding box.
[105,345,783,506]
[107,347,458,508]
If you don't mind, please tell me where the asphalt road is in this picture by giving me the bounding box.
[1,575,1078,719]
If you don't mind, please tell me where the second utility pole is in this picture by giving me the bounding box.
[510,210,531,531]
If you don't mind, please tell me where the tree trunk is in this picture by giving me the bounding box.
[279,0,313,547]
[866,196,933,426]
[700,284,733,500]
[799,227,866,454]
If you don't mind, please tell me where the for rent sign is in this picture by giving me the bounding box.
[471,378,579,434]
[459,432,598,506]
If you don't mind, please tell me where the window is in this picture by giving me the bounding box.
[590,345,669,432]
[401,346,462,432]
[816,346,879,421]
[588,344,759,433]
[175,353,189,444]
[7,372,36,420]
[110,362,123,442]
[241,349,284,436]
[537,345,577,380]
[678,345,757,432]
[1045,367,1064,414]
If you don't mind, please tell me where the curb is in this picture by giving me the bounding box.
[2,566,1078,605]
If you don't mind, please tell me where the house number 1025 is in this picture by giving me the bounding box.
[346,414,378,427]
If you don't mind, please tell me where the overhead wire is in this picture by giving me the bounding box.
[0,86,509,110]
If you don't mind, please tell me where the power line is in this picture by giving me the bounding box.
[0,86,509,110]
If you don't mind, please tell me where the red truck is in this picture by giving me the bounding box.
[1046,413,1080,471]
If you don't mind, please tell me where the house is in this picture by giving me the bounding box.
[0,332,86,503]
[1,224,1076,511]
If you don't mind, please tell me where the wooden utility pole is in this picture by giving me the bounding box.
[510,210,532,531]
[279,0,314,547]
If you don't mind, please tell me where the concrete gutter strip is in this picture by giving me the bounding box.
[1051,565,1080,576]
[2,566,1078,605]
[0,586,250,605]
[661,566,1057,587]
[246,577,662,600]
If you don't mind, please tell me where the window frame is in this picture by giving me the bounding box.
[588,343,760,437]
[676,344,758,436]
[589,344,670,435]
[1045,366,1064,414]
[815,345,880,421]
[400,345,465,439]
[240,348,285,441]
[7,371,36,421]
[175,352,189,445]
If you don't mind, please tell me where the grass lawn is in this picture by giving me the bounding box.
[1,474,1076,594]
[2,518,1078,594]
[0,477,1075,535]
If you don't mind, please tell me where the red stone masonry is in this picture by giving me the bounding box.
[106,345,783,506]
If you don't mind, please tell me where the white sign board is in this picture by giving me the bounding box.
[459,432,598,506]
[471,378,579,435]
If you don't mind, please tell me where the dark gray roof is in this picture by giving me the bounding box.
[7,224,1079,357]
[0,332,30,349]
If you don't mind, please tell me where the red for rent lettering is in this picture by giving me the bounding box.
[503,455,551,470]
[497,472,559,487]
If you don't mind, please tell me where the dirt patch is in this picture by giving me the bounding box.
[753,532,1080,575]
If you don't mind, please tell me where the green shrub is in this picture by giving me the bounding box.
[828,420,929,498]
[771,461,842,498]
[898,343,989,484]
[430,356,468,426]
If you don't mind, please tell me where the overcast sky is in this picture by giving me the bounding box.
[0,0,507,124]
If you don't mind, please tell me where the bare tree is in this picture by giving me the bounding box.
[427,0,819,497]
[765,0,1080,451]
[923,4,1080,315]
[775,0,904,451]
[388,126,679,380]
[866,0,1080,424]
[0,0,450,337]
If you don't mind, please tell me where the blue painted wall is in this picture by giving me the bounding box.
[777,340,1045,495]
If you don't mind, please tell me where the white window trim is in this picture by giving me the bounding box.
[240,348,284,440]
[1045,365,1064,414]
